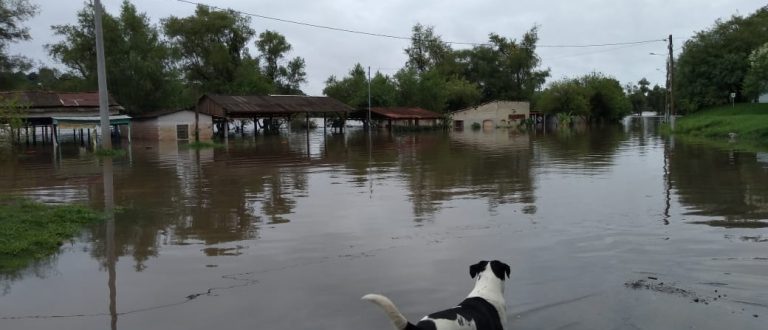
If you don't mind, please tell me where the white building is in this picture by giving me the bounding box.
[450,101,530,130]
[131,109,213,141]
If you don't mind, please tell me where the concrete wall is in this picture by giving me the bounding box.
[451,101,530,129]
[132,111,213,141]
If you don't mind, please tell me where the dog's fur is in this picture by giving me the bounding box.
[362,260,510,330]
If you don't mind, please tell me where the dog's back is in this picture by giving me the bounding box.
[414,297,503,330]
[362,260,509,330]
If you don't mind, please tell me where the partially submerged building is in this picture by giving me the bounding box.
[0,91,128,145]
[131,109,213,141]
[451,101,530,130]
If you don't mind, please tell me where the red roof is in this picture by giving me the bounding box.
[369,107,442,119]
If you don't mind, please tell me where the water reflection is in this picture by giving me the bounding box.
[669,141,768,223]
[103,158,117,330]
[2,119,768,329]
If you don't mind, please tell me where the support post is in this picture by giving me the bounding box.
[53,124,58,147]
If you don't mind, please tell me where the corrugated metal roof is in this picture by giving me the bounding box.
[203,94,354,115]
[0,91,121,108]
[368,107,443,119]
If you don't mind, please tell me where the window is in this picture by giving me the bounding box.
[177,124,189,140]
[454,120,464,130]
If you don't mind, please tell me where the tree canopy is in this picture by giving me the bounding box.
[323,24,546,113]
[48,1,187,113]
[535,72,631,122]
[675,6,768,112]
[0,0,38,89]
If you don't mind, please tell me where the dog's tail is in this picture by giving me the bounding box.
[361,294,415,330]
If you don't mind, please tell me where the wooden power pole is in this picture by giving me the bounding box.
[94,0,112,150]
[668,34,675,118]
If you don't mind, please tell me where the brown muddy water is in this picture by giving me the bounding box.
[1,117,767,330]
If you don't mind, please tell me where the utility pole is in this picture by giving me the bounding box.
[668,34,675,118]
[367,66,372,131]
[94,0,111,150]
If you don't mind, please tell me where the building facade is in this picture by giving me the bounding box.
[131,110,213,141]
[451,101,530,130]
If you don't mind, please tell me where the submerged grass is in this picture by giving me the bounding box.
[0,197,103,272]
[187,141,224,149]
[673,104,768,151]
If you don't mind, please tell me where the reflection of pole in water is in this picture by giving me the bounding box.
[662,138,671,225]
[368,132,373,199]
[102,158,117,330]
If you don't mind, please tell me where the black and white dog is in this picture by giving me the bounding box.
[362,260,510,330]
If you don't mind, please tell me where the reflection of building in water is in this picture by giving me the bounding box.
[450,101,530,130]
[401,131,536,219]
[450,129,531,150]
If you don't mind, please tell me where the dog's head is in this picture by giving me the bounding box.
[469,260,510,281]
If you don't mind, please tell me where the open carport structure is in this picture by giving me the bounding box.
[195,94,354,137]
[351,107,444,130]
[0,91,125,146]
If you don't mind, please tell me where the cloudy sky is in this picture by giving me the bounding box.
[9,0,768,95]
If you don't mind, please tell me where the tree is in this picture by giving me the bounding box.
[0,0,38,88]
[535,72,629,122]
[404,23,452,74]
[580,73,630,121]
[535,78,589,117]
[163,5,270,95]
[255,30,306,94]
[323,64,398,110]
[676,6,768,112]
[0,95,27,145]
[459,26,550,102]
[256,30,290,82]
[49,1,186,113]
[323,63,368,109]
[743,42,768,100]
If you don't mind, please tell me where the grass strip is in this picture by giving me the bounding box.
[0,197,103,272]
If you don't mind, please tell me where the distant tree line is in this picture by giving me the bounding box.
[1,1,307,114]
[324,24,551,114]
[10,1,765,120]
[325,24,646,122]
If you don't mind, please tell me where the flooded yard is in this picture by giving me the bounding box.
[1,117,767,330]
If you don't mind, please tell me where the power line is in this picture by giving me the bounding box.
[175,0,665,49]
[542,42,655,61]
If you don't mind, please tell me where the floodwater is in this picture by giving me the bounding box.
[0,117,767,330]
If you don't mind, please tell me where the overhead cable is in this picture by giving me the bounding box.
[175,0,666,49]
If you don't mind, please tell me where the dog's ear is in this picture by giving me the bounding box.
[490,260,511,280]
[469,260,488,278]
[502,262,510,279]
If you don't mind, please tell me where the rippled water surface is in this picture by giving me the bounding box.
[1,117,767,330]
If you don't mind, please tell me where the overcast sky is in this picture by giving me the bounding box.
[9,0,768,96]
